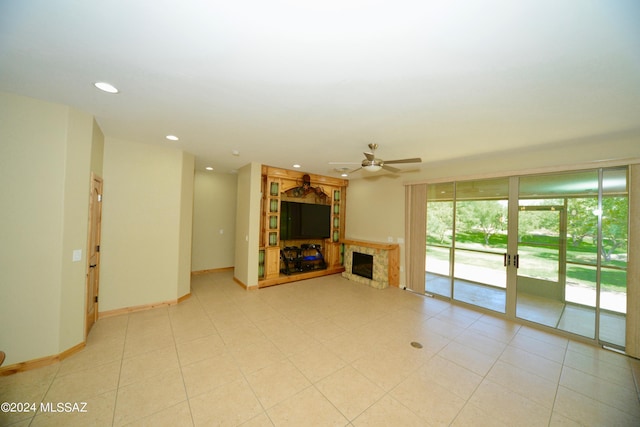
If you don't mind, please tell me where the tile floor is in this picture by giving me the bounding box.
[427,273,627,347]
[1,270,639,426]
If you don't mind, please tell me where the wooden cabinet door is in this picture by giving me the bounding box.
[324,242,341,269]
[264,247,281,279]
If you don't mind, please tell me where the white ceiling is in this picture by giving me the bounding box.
[1,0,639,178]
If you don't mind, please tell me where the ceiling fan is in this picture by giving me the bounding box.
[331,143,422,173]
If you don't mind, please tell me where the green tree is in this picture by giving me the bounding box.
[567,198,598,246]
[456,200,507,247]
[427,201,453,244]
[567,196,628,261]
[602,196,628,262]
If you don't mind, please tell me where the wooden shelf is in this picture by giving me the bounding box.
[342,239,398,251]
[258,266,346,288]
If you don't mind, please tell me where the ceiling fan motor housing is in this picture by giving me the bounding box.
[362,158,384,167]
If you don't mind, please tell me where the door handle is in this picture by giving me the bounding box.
[89,264,97,268]
[503,253,510,267]
[514,255,519,268]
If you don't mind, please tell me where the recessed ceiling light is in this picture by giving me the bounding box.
[93,81,119,93]
[341,173,348,177]
[232,150,240,156]
[165,135,179,141]
[205,166,214,171]
[293,164,301,168]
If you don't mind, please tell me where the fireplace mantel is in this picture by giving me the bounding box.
[342,240,400,288]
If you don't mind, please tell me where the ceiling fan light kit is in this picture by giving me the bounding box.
[363,164,383,172]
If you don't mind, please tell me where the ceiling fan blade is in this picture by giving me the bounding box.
[382,165,401,173]
[349,167,362,174]
[383,157,422,165]
[364,151,375,161]
[329,161,361,165]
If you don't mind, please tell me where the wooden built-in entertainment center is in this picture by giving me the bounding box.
[259,165,348,288]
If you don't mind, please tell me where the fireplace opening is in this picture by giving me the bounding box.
[352,252,373,280]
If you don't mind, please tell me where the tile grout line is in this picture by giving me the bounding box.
[108,312,130,427]
[169,292,208,427]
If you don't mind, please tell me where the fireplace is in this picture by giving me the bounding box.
[341,240,399,289]
[352,252,373,280]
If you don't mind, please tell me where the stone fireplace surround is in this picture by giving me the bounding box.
[341,239,400,289]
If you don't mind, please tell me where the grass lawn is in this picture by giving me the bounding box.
[427,231,627,293]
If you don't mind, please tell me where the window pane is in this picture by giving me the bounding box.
[599,167,628,347]
[453,179,508,313]
[426,182,454,298]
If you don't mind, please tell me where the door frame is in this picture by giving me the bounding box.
[85,172,103,338]
[515,205,566,301]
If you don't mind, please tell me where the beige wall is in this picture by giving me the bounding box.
[192,171,238,271]
[0,92,95,365]
[345,178,408,283]
[90,118,105,177]
[233,162,261,288]
[58,108,96,351]
[99,138,194,312]
[403,130,640,183]
[177,152,195,297]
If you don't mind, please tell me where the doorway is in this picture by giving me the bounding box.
[515,205,566,328]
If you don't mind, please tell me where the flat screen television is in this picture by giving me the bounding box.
[280,201,331,240]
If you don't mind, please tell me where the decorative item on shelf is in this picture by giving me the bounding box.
[270,199,278,212]
[333,217,339,228]
[333,203,339,214]
[269,232,277,246]
[258,249,265,278]
[284,174,328,201]
[334,190,340,201]
[333,230,339,242]
[269,216,278,229]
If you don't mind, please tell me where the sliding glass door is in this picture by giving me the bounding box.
[426,178,509,313]
[515,168,628,348]
[425,167,629,349]
[516,170,598,338]
[515,205,567,329]
[453,179,509,313]
[426,183,454,298]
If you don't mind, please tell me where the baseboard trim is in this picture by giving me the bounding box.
[233,276,259,291]
[2,292,194,376]
[191,266,234,276]
[0,342,85,376]
[98,293,192,319]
